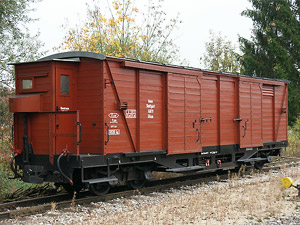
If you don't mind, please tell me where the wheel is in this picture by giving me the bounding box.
[62,183,83,194]
[127,179,146,189]
[89,182,111,196]
[254,162,265,170]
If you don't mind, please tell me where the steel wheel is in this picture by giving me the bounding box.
[89,182,111,196]
[254,162,265,170]
[127,179,146,190]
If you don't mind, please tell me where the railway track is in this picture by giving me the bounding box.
[1,157,299,220]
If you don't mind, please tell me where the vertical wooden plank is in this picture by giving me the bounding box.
[251,83,263,146]
[239,81,251,147]
[262,85,274,142]
[162,73,168,150]
[236,78,241,147]
[217,76,221,147]
[52,62,56,112]
[219,77,237,145]
[184,76,201,153]
[272,86,276,142]
[275,84,287,141]
[167,73,185,154]
[260,83,263,144]
[105,60,136,153]
[184,76,186,150]
[49,113,55,165]
[200,77,218,147]
[136,69,140,152]
[139,70,163,151]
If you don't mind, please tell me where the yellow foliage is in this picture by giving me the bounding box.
[56,0,180,64]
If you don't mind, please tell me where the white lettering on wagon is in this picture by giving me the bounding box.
[146,99,155,119]
[108,113,119,118]
[110,119,118,124]
[60,106,69,111]
[109,129,120,135]
[109,113,119,130]
[125,109,136,118]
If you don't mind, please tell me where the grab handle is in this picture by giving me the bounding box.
[77,122,82,145]
[196,128,200,142]
[105,122,109,145]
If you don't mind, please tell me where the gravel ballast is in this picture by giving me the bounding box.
[2,166,300,225]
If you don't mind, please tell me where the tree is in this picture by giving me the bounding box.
[57,0,181,64]
[0,0,44,87]
[0,87,13,152]
[200,30,241,73]
[239,0,300,124]
[0,0,44,151]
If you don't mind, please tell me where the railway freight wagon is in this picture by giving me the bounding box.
[9,52,288,195]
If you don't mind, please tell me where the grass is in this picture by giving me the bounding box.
[0,139,39,200]
[0,153,39,200]
[282,116,300,157]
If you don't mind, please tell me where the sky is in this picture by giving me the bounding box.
[28,0,253,67]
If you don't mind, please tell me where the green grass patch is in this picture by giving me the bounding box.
[0,154,38,200]
[282,115,300,157]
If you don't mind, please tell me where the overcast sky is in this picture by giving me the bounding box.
[28,0,253,67]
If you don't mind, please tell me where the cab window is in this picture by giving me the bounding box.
[22,79,33,89]
[60,75,69,95]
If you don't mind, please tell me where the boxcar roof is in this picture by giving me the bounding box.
[13,51,289,84]
[38,51,106,61]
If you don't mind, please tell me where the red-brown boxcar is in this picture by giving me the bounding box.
[9,52,288,195]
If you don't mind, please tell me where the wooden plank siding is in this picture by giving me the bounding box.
[11,54,288,158]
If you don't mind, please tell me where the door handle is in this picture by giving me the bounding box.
[233,118,243,122]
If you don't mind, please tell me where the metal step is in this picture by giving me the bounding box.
[83,177,118,184]
[237,157,269,163]
[166,165,206,172]
[196,167,234,174]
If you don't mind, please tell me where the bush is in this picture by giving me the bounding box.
[282,115,300,157]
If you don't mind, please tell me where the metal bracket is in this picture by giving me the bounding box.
[233,118,243,122]
[104,78,114,88]
[201,117,212,122]
[242,119,248,137]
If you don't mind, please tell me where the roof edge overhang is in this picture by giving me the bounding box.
[38,51,106,61]
[9,51,106,65]
[9,51,290,84]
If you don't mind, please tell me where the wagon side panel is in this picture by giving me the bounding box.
[12,63,55,156]
[262,84,275,142]
[200,75,218,148]
[238,79,263,148]
[103,60,165,154]
[219,77,238,146]
[167,73,185,154]
[77,58,104,154]
[167,73,201,154]
[274,83,288,142]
